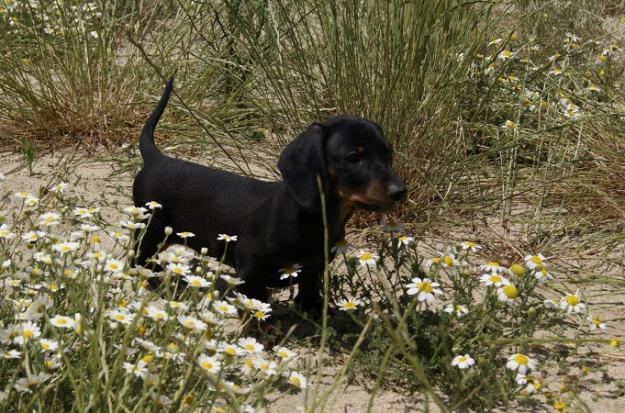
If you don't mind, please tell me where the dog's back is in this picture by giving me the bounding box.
[133,79,279,266]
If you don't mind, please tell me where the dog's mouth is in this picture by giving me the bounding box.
[354,200,397,212]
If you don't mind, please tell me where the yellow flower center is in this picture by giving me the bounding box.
[290,377,301,386]
[443,256,454,267]
[190,279,201,287]
[22,329,33,339]
[502,285,518,298]
[457,356,467,363]
[255,311,266,319]
[183,394,194,406]
[360,252,373,261]
[343,302,356,310]
[201,361,214,370]
[592,317,601,326]
[56,318,67,326]
[509,264,525,276]
[566,295,579,306]
[530,256,543,264]
[142,355,153,364]
[513,354,529,365]
[417,281,433,293]
[464,241,476,247]
[244,344,255,351]
[487,261,500,267]
[41,343,50,350]
[224,347,237,356]
[114,314,126,321]
[431,257,441,264]
[489,275,502,283]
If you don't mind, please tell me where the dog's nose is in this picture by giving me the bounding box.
[387,184,407,202]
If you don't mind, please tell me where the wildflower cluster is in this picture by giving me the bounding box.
[0,184,307,411]
[328,219,614,410]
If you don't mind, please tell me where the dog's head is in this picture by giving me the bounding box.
[278,116,406,213]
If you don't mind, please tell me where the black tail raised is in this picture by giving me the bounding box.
[139,77,174,164]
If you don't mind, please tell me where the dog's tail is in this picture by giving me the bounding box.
[140,77,174,164]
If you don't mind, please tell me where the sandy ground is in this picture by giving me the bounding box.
[1,148,625,412]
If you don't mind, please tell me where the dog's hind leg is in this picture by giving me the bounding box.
[133,213,167,269]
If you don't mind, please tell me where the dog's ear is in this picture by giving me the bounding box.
[278,123,328,212]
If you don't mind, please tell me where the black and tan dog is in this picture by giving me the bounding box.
[133,78,406,313]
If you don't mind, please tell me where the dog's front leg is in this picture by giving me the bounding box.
[294,273,324,316]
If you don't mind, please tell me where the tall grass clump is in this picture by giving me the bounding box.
[0,1,175,148]
[151,0,490,206]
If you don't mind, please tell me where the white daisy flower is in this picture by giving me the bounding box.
[217,234,237,242]
[145,201,163,210]
[49,315,76,329]
[123,361,148,379]
[524,253,546,269]
[356,250,378,267]
[238,337,264,354]
[213,300,237,316]
[587,315,606,330]
[451,354,475,369]
[177,315,207,332]
[444,304,469,318]
[52,241,80,255]
[497,284,519,305]
[279,264,302,280]
[14,373,51,393]
[480,273,511,287]
[405,277,443,305]
[560,290,585,314]
[479,261,509,274]
[22,231,46,243]
[107,308,134,325]
[0,224,16,240]
[273,346,296,362]
[336,297,362,311]
[460,241,482,252]
[104,258,124,273]
[506,353,538,374]
[287,371,307,389]
[39,338,59,352]
[198,354,222,374]
[183,275,211,288]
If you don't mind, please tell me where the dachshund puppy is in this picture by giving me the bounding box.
[133,78,406,312]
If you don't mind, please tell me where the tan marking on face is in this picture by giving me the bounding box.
[336,180,392,210]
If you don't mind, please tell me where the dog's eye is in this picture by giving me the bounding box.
[344,152,361,163]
